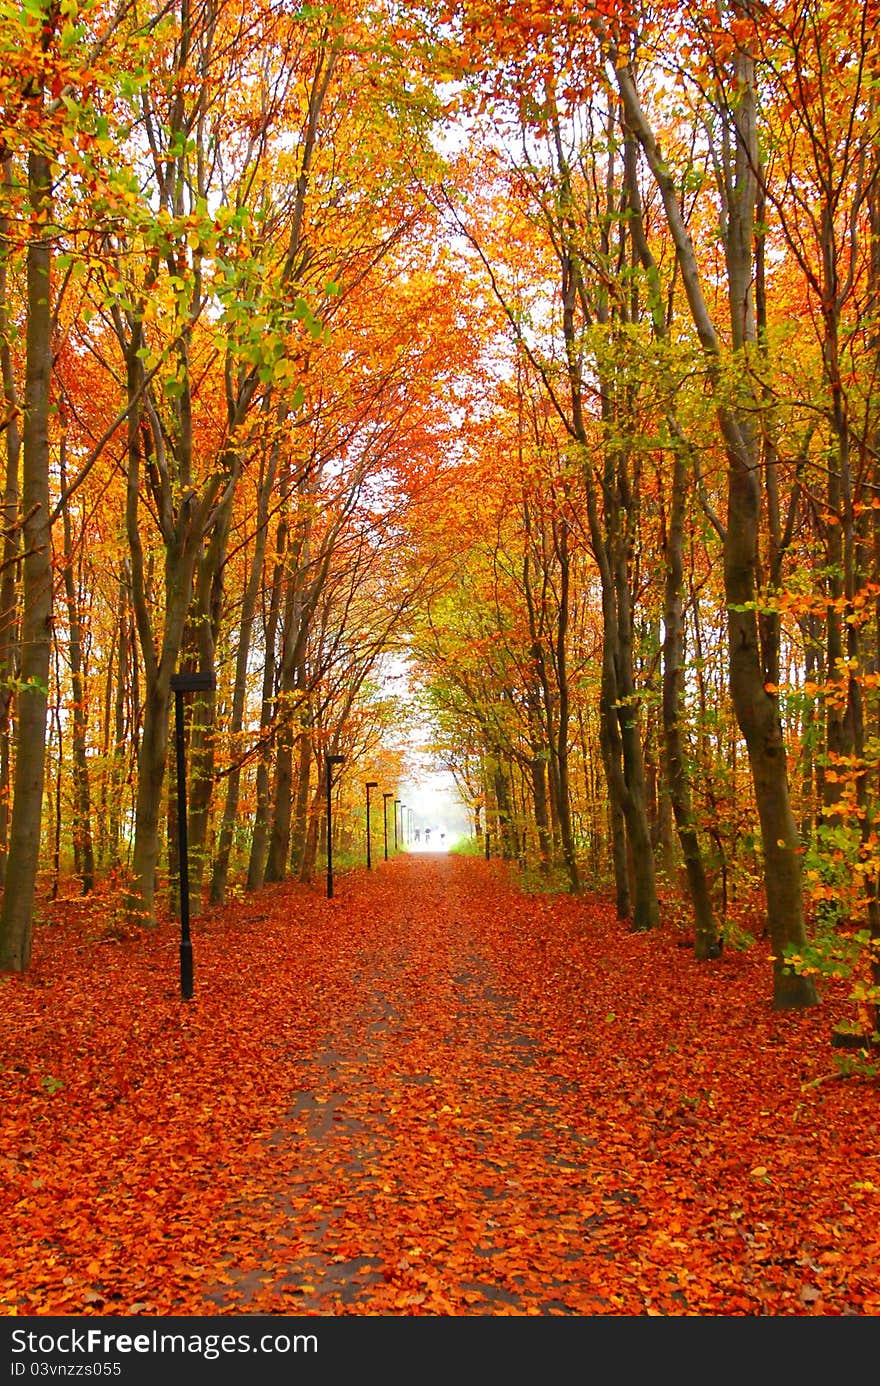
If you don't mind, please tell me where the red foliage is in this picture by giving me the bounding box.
[1,857,878,1316]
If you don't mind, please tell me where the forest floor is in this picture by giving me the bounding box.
[1,852,879,1317]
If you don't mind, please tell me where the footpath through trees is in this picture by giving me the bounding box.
[1,856,878,1316]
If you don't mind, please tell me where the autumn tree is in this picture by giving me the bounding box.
[601,2,819,1005]
[0,0,145,968]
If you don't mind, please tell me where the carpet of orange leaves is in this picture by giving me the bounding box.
[1,853,879,1317]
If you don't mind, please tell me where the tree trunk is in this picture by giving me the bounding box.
[611,511,660,930]
[527,745,552,873]
[58,439,95,893]
[125,536,201,923]
[662,434,721,958]
[492,756,514,858]
[300,789,320,883]
[211,435,279,903]
[549,519,581,892]
[0,158,21,893]
[0,152,53,971]
[600,709,630,919]
[185,491,234,916]
[291,705,313,876]
[265,507,313,884]
[247,499,288,891]
[107,570,132,869]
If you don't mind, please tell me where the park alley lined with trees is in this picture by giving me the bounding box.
[2,0,880,1133]
[3,0,880,1321]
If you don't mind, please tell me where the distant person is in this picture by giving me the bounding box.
[425,827,431,844]
[414,827,421,843]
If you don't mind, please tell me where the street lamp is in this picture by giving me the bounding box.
[326,753,345,898]
[170,669,216,1000]
[393,798,401,850]
[365,781,378,869]
[383,792,393,860]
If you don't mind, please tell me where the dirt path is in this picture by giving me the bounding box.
[203,854,613,1315]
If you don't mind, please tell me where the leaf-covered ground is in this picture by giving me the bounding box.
[1,854,878,1316]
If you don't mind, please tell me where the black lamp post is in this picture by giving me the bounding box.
[365,780,378,868]
[170,669,216,1000]
[383,792,393,860]
[393,798,400,850]
[326,753,345,898]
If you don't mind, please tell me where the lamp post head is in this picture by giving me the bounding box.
[366,780,378,788]
[171,670,216,693]
[327,753,345,765]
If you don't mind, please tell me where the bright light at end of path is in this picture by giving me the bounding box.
[397,768,470,851]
